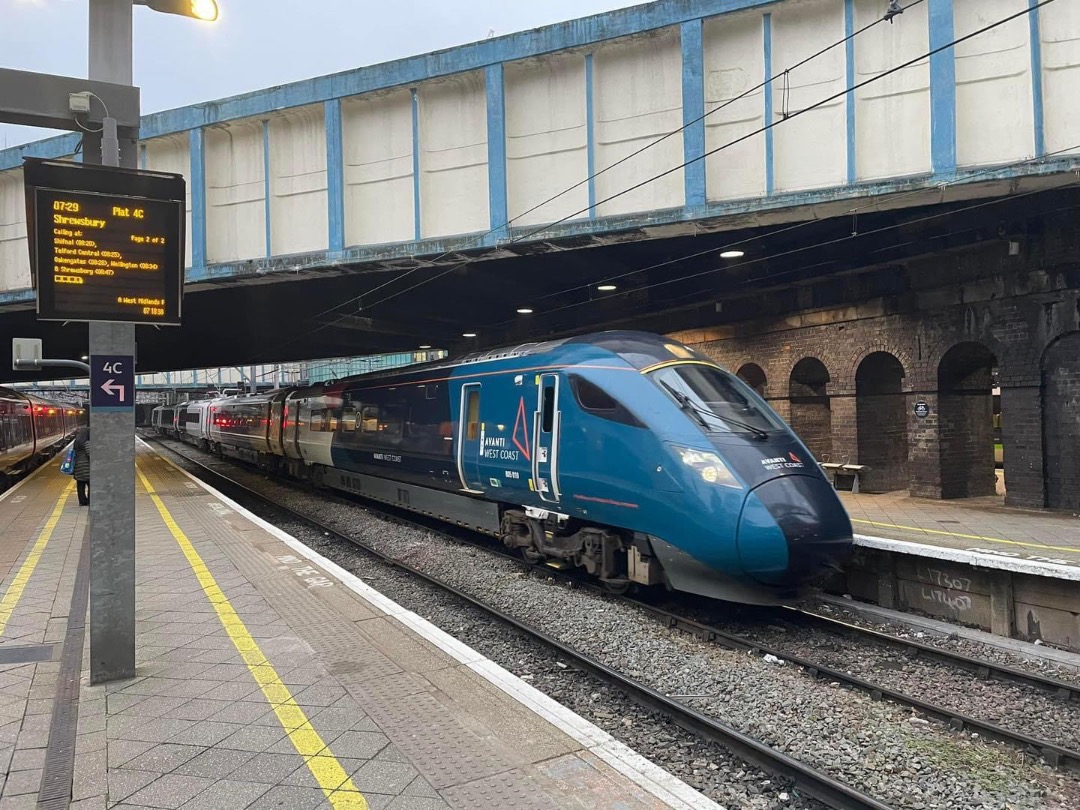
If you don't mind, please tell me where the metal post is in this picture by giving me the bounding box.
[87,0,137,684]
[249,365,257,394]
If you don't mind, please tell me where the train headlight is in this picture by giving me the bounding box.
[675,446,741,488]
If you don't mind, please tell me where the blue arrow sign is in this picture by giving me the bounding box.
[90,354,134,412]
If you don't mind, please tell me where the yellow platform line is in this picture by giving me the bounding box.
[0,480,74,637]
[851,517,1080,555]
[136,464,368,810]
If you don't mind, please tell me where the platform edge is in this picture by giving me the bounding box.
[139,439,725,810]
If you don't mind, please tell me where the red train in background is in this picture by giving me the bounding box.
[0,386,83,489]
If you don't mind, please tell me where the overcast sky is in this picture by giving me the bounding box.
[1,0,641,148]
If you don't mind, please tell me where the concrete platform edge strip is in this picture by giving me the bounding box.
[820,593,1080,673]
[138,439,722,810]
[853,533,1080,581]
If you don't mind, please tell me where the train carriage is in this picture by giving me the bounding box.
[191,332,854,605]
[0,387,79,488]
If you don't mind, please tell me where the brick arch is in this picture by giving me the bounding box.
[847,345,915,392]
[787,356,832,462]
[782,354,833,387]
[854,351,909,492]
[936,340,999,499]
[734,362,768,398]
[923,335,1004,381]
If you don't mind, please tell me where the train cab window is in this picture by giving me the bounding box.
[465,390,480,441]
[569,375,644,428]
[651,365,784,434]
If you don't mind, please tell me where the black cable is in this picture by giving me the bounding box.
[508,0,1059,248]
[275,0,1055,356]
[519,141,1080,309]
[486,174,1080,328]
[305,0,926,326]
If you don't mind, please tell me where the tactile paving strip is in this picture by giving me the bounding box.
[36,525,90,810]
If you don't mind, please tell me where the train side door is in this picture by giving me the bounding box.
[456,384,484,492]
[532,374,561,504]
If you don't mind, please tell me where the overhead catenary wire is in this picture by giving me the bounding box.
[352,0,1057,322]
[486,167,1080,329]
[304,0,927,326]
[501,140,1080,315]
[270,0,1057,360]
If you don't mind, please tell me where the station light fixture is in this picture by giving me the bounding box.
[516,307,533,314]
[720,250,745,259]
[462,332,477,338]
[597,284,617,292]
[134,0,219,21]
[418,344,432,349]
[80,355,89,360]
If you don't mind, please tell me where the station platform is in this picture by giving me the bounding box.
[0,444,715,810]
[840,490,1080,574]
[834,489,1080,651]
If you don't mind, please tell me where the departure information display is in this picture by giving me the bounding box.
[24,159,185,326]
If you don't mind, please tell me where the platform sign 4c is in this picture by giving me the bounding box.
[90,355,134,412]
[22,158,185,326]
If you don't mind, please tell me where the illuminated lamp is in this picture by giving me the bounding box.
[597,284,617,292]
[134,0,219,21]
[462,332,477,338]
[720,250,744,259]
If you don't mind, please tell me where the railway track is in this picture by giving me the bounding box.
[145,435,891,810]
[146,433,1080,795]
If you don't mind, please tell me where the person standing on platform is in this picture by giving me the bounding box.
[73,425,91,506]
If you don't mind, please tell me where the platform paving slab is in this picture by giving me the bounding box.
[1,445,717,809]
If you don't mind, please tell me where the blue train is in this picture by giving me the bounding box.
[156,332,853,604]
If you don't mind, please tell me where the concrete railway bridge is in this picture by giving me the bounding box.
[2,0,1080,510]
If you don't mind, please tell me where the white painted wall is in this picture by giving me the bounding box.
[269,106,329,256]
[770,0,847,193]
[418,72,490,239]
[505,53,589,227]
[342,90,415,247]
[853,0,931,180]
[955,0,1034,167]
[703,11,767,201]
[1040,0,1080,156]
[205,121,266,263]
[593,28,684,217]
[143,134,194,267]
[0,169,30,291]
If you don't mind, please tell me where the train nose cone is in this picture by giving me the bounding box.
[736,475,853,587]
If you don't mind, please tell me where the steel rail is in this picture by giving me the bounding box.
[621,596,1080,771]
[781,607,1080,701]
[146,435,893,810]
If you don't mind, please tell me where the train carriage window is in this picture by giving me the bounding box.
[309,409,327,431]
[379,405,403,439]
[568,375,644,428]
[541,386,555,433]
[341,408,358,432]
[360,406,380,434]
[465,390,480,441]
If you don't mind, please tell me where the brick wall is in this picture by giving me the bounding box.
[1043,333,1080,510]
[669,215,1080,506]
[855,353,908,492]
